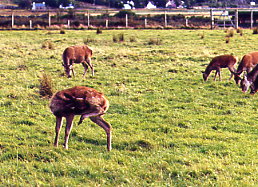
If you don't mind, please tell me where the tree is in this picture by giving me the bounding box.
[15,0,32,9]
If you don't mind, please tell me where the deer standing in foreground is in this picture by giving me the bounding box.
[62,45,94,78]
[234,51,258,85]
[50,86,112,151]
[202,55,237,81]
[240,64,258,94]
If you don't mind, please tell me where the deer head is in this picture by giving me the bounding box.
[240,74,252,93]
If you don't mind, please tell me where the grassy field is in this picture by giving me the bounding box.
[0,29,257,186]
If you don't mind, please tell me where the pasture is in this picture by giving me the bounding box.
[0,29,257,186]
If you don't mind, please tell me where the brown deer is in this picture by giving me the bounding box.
[50,86,112,151]
[234,51,258,85]
[62,45,94,78]
[240,64,258,94]
[202,55,237,81]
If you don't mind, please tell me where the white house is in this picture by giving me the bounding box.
[59,3,74,9]
[166,0,176,8]
[123,1,135,9]
[145,1,156,9]
[32,2,46,10]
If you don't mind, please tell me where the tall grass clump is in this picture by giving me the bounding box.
[225,37,230,43]
[83,37,96,45]
[226,29,234,37]
[113,33,125,42]
[129,36,136,42]
[200,32,204,39]
[148,38,162,45]
[39,72,54,98]
[252,27,258,34]
[42,40,54,49]
[60,29,65,34]
[96,27,102,34]
[118,33,124,42]
[236,28,243,36]
[113,35,118,42]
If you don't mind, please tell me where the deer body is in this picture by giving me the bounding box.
[240,64,258,94]
[50,86,112,151]
[202,55,237,81]
[234,52,258,84]
[62,45,94,78]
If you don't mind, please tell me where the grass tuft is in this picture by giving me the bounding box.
[42,40,54,49]
[226,29,234,37]
[96,27,102,34]
[39,72,54,98]
[148,38,162,45]
[252,27,258,34]
[60,29,65,34]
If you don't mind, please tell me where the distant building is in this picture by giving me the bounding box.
[32,2,46,10]
[59,3,74,9]
[123,1,135,9]
[145,1,156,9]
[166,0,176,8]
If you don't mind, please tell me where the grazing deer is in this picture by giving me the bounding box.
[240,64,258,94]
[202,55,237,81]
[234,51,258,85]
[50,86,112,151]
[62,45,94,78]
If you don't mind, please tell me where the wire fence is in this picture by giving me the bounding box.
[0,8,257,30]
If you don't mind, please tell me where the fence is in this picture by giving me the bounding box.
[0,8,257,30]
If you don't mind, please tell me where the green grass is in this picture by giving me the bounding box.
[0,29,257,186]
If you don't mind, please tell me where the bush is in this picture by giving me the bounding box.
[114,10,136,18]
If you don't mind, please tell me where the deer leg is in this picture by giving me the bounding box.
[69,60,75,77]
[218,70,221,81]
[70,65,75,77]
[85,57,94,76]
[54,116,63,147]
[82,62,89,78]
[90,116,112,151]
[78,111,102,125]
[214,70,218,81]
[228,67,236,80]
[63,114,75,149]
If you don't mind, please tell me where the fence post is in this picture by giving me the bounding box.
[49,14,51,27]
[106,19,108,28]
[145,18,147,28]
[210,9,214,30]
[30,20,32,29]
[235,9,238,29]
[251,10,253,29]
[12,12,14,28]
[87,11,90,27]
[68,20,70,28]
[164,11,167,27]
[185,18,189,27]
[126,14,128,28]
